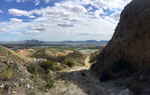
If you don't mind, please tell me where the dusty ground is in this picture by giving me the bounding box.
[1,55,131,95]
[47,56,130,95]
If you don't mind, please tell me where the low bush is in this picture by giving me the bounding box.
[39,61,61,72]
[0,68,14,81]
[45,79,54,89]
[65,61,75,67]
[27,61,61,76]
[68,50,83,58]
[27,63,40,76]
[28,90,37,95]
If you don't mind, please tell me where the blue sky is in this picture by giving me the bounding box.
[0,0,131,41]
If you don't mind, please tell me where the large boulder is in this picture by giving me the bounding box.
[91,0,150,75]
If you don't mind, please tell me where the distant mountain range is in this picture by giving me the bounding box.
[0,39,108,46]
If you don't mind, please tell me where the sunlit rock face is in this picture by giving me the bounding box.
[91,0,150,74]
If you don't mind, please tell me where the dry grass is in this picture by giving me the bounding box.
[32,48,54,59]
[0,68,14,81]
[0,46,28,63]
[16,49,36,62]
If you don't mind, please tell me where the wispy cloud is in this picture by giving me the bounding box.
[5,0,41,5]
[34,0,40,5]
[0,10,3,14]
[57,24,74,28]
[10,18,22,23]
[8,9,31,16]
[0,26,13,33]
[5,0,31,3]
[25,30,40,34]
[44,0,50,3]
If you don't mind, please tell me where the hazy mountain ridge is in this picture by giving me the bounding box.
[0,40,108,46]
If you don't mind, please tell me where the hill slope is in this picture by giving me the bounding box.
[0,46,26,63]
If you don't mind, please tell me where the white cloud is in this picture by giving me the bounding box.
[8,9,31,16]
[55,2,87,13]
[110,11,121,21]
[8,3,87,19]
[71,0,131,10]
[28,15,35,18]
[10,18,22,23]
[25,30,40,34]
[16,0,25,3]
[5,0,41,6]
[5,0,31,3]
[5,0,15,2]
[0,26,13,33]
[34,0,40,5]
[31,23,49,31]
[0,10,3,14]
[93,9,104,17]
[3,0,132,41]
[11,32,21,35]
[44,0,50,3]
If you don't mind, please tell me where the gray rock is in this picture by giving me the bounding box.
[91,0,150,74]
[11,91,18,94]
[26,83,31,89]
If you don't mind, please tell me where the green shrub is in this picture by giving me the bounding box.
[45,79,54,89]
[68,50,83,58]
[39,61,53,71]
[0,68,14,81]
[56,56,65,63]
[27,64,35,74]
[27,61,56,90]
[65,61,75,67]
[27,61,61,76]
[28,90,36,95]
[32,48,56,62]
[27,64,39,76]
[39,61,61,71]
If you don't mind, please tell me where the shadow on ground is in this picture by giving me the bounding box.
[59,69,130,95]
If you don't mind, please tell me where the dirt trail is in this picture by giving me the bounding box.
[48,56,130,95]
[66,56,91,72]
[84,56,91,69]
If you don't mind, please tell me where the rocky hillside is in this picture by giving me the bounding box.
[0,46,33,95]
[0,46,26,63]
[91,0,150,75]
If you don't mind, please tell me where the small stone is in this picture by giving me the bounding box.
[26,83,30,88]
[31,86,34,90]
[13,83,20,88]
[12,91,18,94]
[0,84,4,89]
[20,78,24,83]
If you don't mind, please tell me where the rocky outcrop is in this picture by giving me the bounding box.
[91,0,150,74]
